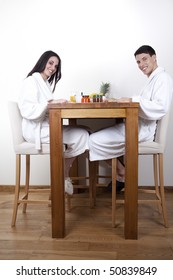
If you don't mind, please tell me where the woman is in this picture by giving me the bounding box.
[18,50,89,195]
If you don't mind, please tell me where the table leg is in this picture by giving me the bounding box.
[125,108,138,239]
[49,109,65,238]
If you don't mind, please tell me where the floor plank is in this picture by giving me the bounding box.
[0,188,173,260]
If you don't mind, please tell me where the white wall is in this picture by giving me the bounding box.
[0,0,173,186]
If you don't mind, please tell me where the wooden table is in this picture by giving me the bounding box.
[48,101,139,239]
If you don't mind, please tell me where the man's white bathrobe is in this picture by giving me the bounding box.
[18,72,89,158]
[89,67,173,161]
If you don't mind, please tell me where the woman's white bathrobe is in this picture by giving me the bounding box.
[18,72,89,158]
[89,67,173,161]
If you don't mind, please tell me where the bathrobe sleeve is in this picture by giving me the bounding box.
[132,72,173,121]
[18,76,51,122]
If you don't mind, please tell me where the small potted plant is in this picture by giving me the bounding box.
[100,82,110,98]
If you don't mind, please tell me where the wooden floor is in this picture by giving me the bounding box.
[0,187,173,260]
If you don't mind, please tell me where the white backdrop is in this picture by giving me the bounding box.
[0,0,173,186]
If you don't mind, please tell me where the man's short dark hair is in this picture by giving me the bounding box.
[134,45,156,57]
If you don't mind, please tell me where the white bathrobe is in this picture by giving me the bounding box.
[89,67,173,161]
[18,72,89,158]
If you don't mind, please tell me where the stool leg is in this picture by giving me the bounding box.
[112,158,117,227]
[11,154,21,227]
[158,154,168,227]
[89,161,97,208]
[153,154,162,213]
[23,155,30,213]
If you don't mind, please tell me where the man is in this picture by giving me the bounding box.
[89,45,173,192]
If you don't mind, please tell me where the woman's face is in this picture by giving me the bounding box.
[41,56,59,80]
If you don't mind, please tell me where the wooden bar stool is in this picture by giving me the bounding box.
[94,110,171,228]
[8,101,50,227]
[8,101,94,226]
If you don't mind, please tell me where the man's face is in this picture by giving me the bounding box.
[135,53,157,77]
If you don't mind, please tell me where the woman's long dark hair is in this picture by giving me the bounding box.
[27,50,61,92]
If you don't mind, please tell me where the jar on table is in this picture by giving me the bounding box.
[93,94,103,102]
[81,95,90,103]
